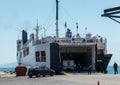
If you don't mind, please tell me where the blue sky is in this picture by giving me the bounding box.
[0,0,120,66]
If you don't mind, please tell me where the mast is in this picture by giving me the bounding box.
[56,0,59,37]
[64,21,67,37]
[34,20,39,41]
[76,22,78,35]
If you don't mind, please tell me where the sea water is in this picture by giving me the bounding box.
[0,68,15,72]
[107,66,120,74]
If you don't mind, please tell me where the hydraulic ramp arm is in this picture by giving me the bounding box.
[101,6,120,24]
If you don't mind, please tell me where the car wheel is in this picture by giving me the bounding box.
[50,74,54,76]
[43,75,45,77]
[29,75,32,78]
[36,73,41,77]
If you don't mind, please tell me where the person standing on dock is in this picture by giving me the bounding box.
[113,62,118,74]
[73,63,76,71]
[88,65,92,75]
[77,63,81,73]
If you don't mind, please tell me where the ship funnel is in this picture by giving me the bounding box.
[22,30,28,45]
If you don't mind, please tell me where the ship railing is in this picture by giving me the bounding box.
[32,40,48,46]
[59,42,96,46]
[57,37,106,44]
[58,38,105,46]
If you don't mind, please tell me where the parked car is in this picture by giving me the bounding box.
[28,66,55,78]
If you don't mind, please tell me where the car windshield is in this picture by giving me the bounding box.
[35,66,49,70]
[29,66,50,70]
[41,67,49,70]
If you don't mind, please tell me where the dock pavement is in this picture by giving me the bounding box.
[0,72,120,85]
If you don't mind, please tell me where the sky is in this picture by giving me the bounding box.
[0,0,120,66]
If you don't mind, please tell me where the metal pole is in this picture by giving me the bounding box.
[97,81,100,85]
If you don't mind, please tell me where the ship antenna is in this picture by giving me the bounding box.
[34,20,39,41]
[44,27,46,37]
[85,27,87,34]
[76,22,78,35]
[64,21,67,37]
[56,0,59,37]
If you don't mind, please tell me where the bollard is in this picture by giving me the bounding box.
[97,81,100,85]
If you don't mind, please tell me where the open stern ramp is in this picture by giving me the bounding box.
[59,43,96,71]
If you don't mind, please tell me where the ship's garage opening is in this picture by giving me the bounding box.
[60,46,93,71]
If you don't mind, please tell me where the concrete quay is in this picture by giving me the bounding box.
[0,72,120,85]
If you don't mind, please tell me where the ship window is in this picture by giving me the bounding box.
[26,47,29,55]
[23,47,29,57]
[20,52,22,58]
[36,51,40,62]
[41,51,46,62]
[23,50,25,57]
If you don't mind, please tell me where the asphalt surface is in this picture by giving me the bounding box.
[0,73,120,85]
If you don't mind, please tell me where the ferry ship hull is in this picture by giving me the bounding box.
[16,0,112,74]
[96,54,112,73]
